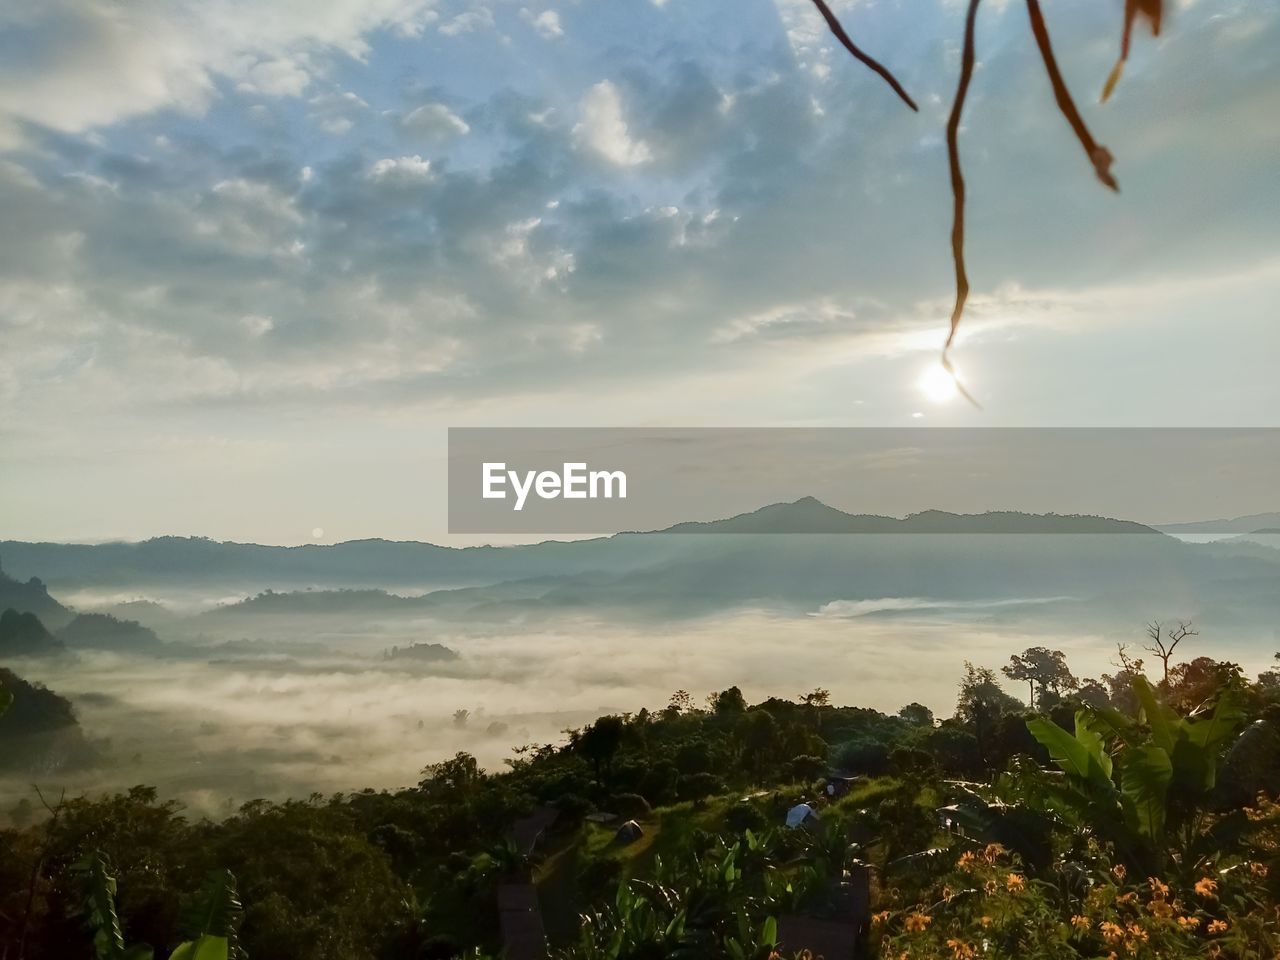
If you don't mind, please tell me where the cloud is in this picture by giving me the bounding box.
[401,102,471,141]
[521,8,563,39]
[0,0,441,147]
[1,0,1279,546]
[573,80,653,167]
[309,90,370,136]
[438,6,494,36]
[367,154,435,183]
[236,58,311,97]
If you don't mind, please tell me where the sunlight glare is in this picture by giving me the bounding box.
[918,363,960,404]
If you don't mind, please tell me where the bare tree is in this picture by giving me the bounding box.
[1143,619,1198,684]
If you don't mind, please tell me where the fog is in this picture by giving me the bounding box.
[6,598,1278,824]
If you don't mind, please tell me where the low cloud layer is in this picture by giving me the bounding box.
[13,605,1270,819]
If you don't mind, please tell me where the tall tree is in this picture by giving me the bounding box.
[1002,647,1078,709]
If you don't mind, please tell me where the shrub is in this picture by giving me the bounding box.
[723,801,767,836]
[610,793,651,819]
[677,773,725,802]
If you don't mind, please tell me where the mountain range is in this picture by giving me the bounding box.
[3,500,1278,635]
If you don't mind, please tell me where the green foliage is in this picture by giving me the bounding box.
[13,654,1280,960]
[560,829,809,960]
[76,851,155,960]
[1026,674,1249,873]
[169,870,244,960]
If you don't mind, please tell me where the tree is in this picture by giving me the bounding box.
[575,716,625,790]
[1101,643,1148,714]
[1002,647,1078,710]
[1165,657,1242,713]
[1257,652,1280,695]
[801,688,830,707]
[419,752,482,798]
[665,690,694,718]
[1144,620,1198,684]
[710,686,746,716]
[740,710,780,783]
[1073,678,1111,710]
[956,662,1024,760]
[898,703,935,727]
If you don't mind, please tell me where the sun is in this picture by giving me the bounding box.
[311,527,325,540]
[918,362,960,404]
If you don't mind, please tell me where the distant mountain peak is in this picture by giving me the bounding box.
[658,502,1157,535]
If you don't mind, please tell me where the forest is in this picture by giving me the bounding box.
[3,621,1280,960]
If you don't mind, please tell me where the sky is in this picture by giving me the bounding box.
[0,0,1277,545]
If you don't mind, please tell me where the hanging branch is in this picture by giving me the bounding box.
[941,0,982,408]
[1026,0,1118,192]
[808,0,918,112]
[810,0,1159,406]
[1103,0,1164,102]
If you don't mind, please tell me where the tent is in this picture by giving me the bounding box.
[785,803,819,829]
[615,820,644,844]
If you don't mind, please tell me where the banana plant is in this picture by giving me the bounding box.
[1025,675,1247,873]
[78,852,244,960]
[76,851,154,960]
[169,870,244,960]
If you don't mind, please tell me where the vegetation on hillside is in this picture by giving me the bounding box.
[3,627,1280,959]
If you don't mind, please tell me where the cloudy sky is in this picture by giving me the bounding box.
[1,0,1277,544]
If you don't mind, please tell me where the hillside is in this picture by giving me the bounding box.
[57,612,162,651]
[0,560,73,629]
[0,666,96,772]
[0,608,64,656]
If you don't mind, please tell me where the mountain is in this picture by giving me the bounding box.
[2,502,1158,594]
[661,499,1156,534]
[4,502,1279,632]
[173,517,1280,633]
[0,534,650,594]
[0,609,64,656]
[57,612,162,651]
[0,666,96,772]
[1157,512,1280,535]
[0,560,73,629]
